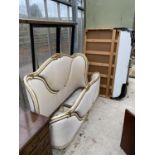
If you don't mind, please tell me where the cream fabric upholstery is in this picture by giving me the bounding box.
[24,54,87,116]
[40,56,72,91]
[63,88,83,107]
[75,73,100,117]
[50,116,82,149]
[24,53,100,149]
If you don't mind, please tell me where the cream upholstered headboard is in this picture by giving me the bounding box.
[24,53,88,117]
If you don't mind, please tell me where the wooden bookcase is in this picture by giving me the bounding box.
[85,29,120,97]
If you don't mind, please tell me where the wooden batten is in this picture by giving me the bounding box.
[85,29,120,97]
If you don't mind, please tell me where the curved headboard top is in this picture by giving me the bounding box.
[24,53,88,94]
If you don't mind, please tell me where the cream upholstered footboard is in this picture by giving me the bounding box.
[24,53,100,149]
[50,72,100,149]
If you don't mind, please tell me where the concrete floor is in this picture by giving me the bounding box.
[53,78,135,155]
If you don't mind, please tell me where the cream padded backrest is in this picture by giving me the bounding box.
[24,54,88,117]
[40,56,72,91]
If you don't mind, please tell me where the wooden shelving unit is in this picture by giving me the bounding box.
[85,29,120,97]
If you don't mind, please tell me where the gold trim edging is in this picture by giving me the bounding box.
[50,72,100,123]
[50,99,97,150]
[24,53,89,114]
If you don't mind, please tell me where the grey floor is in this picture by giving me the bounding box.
[53,78,135,155]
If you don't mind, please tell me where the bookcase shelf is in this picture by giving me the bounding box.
[85,29,120,97]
